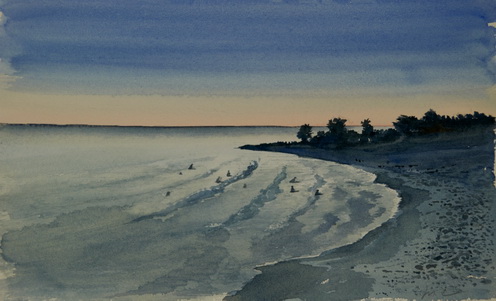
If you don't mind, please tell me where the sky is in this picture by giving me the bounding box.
[0,0,496,126]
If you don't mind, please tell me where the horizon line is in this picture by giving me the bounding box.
[0,122,393,128]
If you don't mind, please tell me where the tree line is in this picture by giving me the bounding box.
[296,109,495,148]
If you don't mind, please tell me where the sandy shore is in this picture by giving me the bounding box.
[226,128,496,300]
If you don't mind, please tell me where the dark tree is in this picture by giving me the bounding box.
[325,117,349,147]
[327,118,347,135]
[360,118,374,143]
[346,130,361,145]
[293,110,492,150]
[296,124,313,143]
[422,109,440,123]
[420,109,443,133]
[393,115,420,136]
[374,128,401,143]
[309,130,326,146]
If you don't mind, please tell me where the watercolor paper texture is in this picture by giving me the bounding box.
[0,1,495,301]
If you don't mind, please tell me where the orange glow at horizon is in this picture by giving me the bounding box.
[1,88,495,127]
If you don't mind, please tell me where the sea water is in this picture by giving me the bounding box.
[0,125,400,300]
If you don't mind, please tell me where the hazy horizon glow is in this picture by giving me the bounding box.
[1,1,496,126]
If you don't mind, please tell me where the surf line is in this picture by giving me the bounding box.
[131,161,259,223]
[221,166,287,228]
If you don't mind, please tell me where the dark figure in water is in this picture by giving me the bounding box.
[188,164,195,170]
[165,191,171,197]
[290,186,299,193]
[243,183,247,188]
[315,189,323,196]
[227,170,231,177]
[289,177,299,183]
[216,176,222,183]
[179,172,183,175]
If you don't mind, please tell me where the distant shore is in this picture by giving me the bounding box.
[0,123,296,129]
[227,127,496,300]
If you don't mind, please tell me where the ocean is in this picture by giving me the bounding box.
[0,125,400,300]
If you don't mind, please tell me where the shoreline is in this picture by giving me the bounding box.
[226,129,495,300]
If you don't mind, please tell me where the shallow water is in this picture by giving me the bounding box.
[0,126,399,300]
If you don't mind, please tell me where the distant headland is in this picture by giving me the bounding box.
[241,109,495,152]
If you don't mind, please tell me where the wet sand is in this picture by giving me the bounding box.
[227,128,495,300]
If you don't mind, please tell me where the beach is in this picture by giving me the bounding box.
[228,128,496,300]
